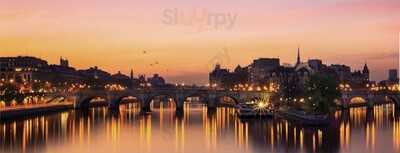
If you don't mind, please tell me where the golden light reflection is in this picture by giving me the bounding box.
[394,117,400,151]
[300,129,304,152]
[139,115,152,151]
[317,130,323,147]
[175,116,185,152]
[1,103,400,153]
[205,109,217,151]
[340,120,350,151]
[366,122,376,151]
[270,125,275,152]
[234,118,248,151]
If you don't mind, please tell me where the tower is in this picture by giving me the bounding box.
[362,63,370,81]
[60,56,69,67]
[215,63,221,70]
[130,68,134,79]
[296,46,301,66]
[389,69,399,83]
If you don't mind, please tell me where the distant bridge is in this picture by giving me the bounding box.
[341,89,400,108]
[48,87,268,111]
[42,87,400,111]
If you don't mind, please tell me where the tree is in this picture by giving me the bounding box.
[0,83,19,106]
[304,73,341,114]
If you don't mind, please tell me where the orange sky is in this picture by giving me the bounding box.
[1,0,399,84]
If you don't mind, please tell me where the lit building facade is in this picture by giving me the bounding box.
[248,58,280,85]
[0,56,49,83]
[209,47,371,90]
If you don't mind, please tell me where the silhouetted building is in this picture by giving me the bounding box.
[0,56,49,83]
[209,64,230,86]
[329,64,351,81]
[208,47,371,90]
[308,59,323,71]
[295,63,314,86]
[248,58,280,85]
[110,71,139,88]
[233,65,249,85]
[0,56,168,90]
[78,66,111,80]
[325,63,369,88]
[209,64,249,88]
[48,64,82,84]
[148,74,166,87]
[60,57,69,67]
[389,69,399,83]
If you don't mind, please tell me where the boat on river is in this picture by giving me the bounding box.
[236,102,274,118]
[235,103,257,117]
[278,108,330,126]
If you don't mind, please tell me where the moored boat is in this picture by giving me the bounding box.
[235,103,257,117]
[278,108,330,126]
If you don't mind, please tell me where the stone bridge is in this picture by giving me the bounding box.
[69,88,269,111]
[341,89,400,108]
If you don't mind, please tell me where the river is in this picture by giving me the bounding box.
[0,103,399,153]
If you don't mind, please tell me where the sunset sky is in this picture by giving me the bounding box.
[1,0,399,84]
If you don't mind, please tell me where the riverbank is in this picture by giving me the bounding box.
[0,103,74,120]
[0,101,114,120]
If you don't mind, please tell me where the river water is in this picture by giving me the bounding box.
[0,103,399,153]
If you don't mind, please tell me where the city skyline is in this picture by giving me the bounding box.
[2,1,400,153]
[0,52,395,85]
[1,0,399,83]
[2,47,398,84]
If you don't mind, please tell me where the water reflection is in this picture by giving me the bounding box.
[0,103,400,153]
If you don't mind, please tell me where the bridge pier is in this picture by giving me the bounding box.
[108,101,119,110]
[74,101,90,109]
[107,94,119,110]
[176,92,185,112]
[74,95,90,110]
[140,95,151,113]
[341,93,350,109]
[71,89,266,112]
[393,96,400,109]
[141,106,151,112]
[207,92,217,109]
[366,94,374,109]
[140,100,151,112]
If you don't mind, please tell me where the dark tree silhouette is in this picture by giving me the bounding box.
[304,74,341,114]
[0,83,19,106]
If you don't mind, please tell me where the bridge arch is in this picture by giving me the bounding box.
[386,95,400,106]
[350,96,367,105]
[183,93,208,104]
[109,94,142,109]
[147,93,177,110]
[216,95,240,106]
[76,95,108,109]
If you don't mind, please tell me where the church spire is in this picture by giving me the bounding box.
[363,62,369,74]
[130,68,134,79]
[296,46,301,65]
